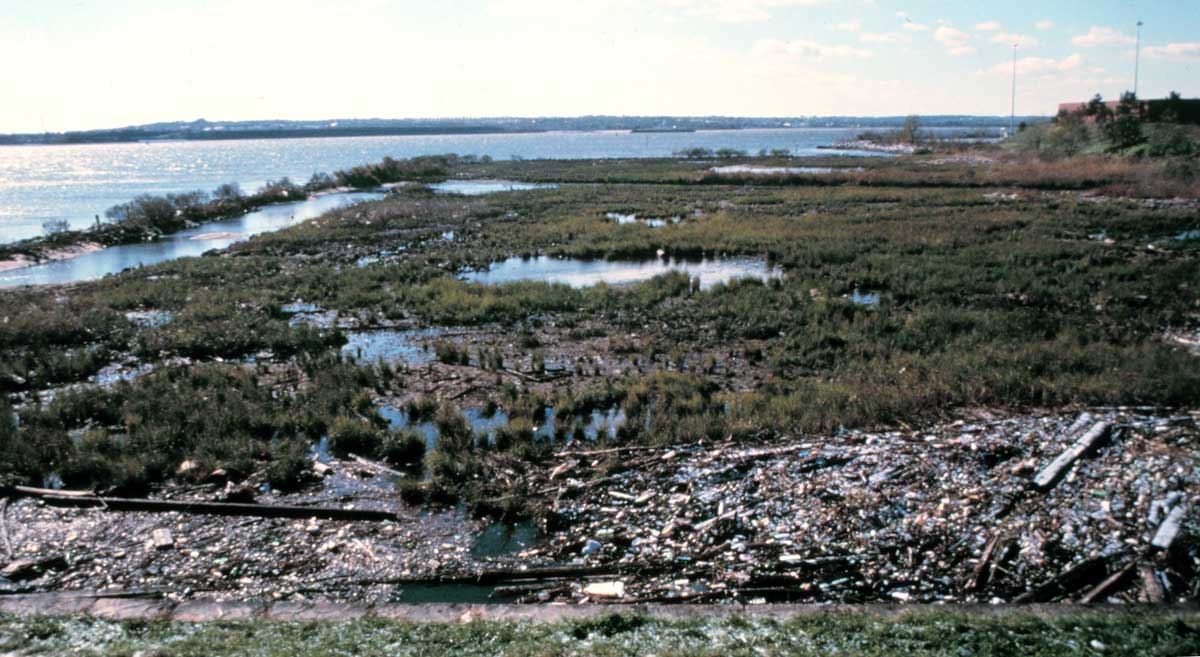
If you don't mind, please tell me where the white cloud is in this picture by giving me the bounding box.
[830,19,861,31]
[659,0,828,23]
[935,26,972,54]
[901,19,929,32]
[1058,53,1083,70]
[1035,19,1054,30]
[991,32,1038,48]
[859,32,910,44]
[978,53,1083,76]
[1072,26,1135,47]
[1143,42,1200,62]
[752,38,873,60]
[975,21,1000,31]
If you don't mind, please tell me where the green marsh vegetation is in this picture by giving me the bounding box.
[1,610,1198,656]
[0,152,1196,510]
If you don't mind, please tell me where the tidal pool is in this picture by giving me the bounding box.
[605,212,680,228]
[430,180,555,195]
[340,329,445,366]
[709,165,864,175]
[850,289,881,306]
[462,255,782,290]
[380,403,627,452]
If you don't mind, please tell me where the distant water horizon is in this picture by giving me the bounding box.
[0,126,997,243]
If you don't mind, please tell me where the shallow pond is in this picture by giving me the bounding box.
[709,164,864,175]
[850,289,881,306]
[430,180,555,195]
[390,582,517,604]
[380,403,627,452]
[341,329,446,367]
[471,520,541,558]
[605,212,680,228]
[0,191,382,288]
[462,255,782,290]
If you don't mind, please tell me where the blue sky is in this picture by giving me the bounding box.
[1,0,1197,132]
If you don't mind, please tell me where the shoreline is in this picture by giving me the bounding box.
[0,241,103,273]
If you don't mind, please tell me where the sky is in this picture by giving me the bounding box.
[1,0,1198,132]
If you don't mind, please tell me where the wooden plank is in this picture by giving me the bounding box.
[1033,421,1112,491]
[970,534,1002,592]
[1151,504,1187,551]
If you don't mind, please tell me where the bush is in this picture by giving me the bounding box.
[327,415,385,457]
[434,340,470,365]
[380,429,426,465]
[1146,124,1198,157]
[265,439,313,492]
[42,219,70,236]
[104,195,182,233]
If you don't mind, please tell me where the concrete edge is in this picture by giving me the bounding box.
[1,593,1198,624]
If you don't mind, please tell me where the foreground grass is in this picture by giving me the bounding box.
[1,611,1197,656]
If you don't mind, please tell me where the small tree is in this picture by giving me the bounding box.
[212,182,243,201]
[165,190,208,211]
[1103,91,1144,149]
[899,115,921,144]
[42,219,70,236]
[1085,94,1112,123]
[104,195,178,231]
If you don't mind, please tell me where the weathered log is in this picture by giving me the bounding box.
[1140,566,1166,603]
[6,486,398,522]
[1013,556,1109,603]
[1080,563,1135,603]
[1033,421,1112,491]
[1151,504,1187,551]
[0,498,13,560]
[970,534,1002,592]
[349,454,408,478]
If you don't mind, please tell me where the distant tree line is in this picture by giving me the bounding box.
[1016,91,1198,160]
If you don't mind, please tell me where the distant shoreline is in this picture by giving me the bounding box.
[0,116,1038,147]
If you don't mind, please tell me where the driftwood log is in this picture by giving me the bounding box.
[4,486,398,522]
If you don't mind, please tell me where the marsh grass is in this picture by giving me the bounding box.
[0,610,1197,656]
[0,154,1197,493]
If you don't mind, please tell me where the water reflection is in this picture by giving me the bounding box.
[430,180,554,195]
[462,255,782,290]
[341,329,445,366]
[0,191,381,287]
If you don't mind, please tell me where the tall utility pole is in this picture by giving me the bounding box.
[1009,43,1017,136]
[1134,20,1143,96]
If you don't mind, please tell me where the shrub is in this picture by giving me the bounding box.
[265,439,313,492]
[1146,124,1198,157]
[327,415,385,457]
[104,195,181,233]
[434,340,470,365]
[42,219,70,236]
[380,429,426,465]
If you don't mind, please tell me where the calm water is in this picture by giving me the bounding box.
[340,328,444,366]
[0,127,964,242]
[0,191,381,287]
[462,255,782,290]
[430,180,554,195]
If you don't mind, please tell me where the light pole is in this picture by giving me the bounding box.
[1009,43,1017,136]
[1134,20,1143,96]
